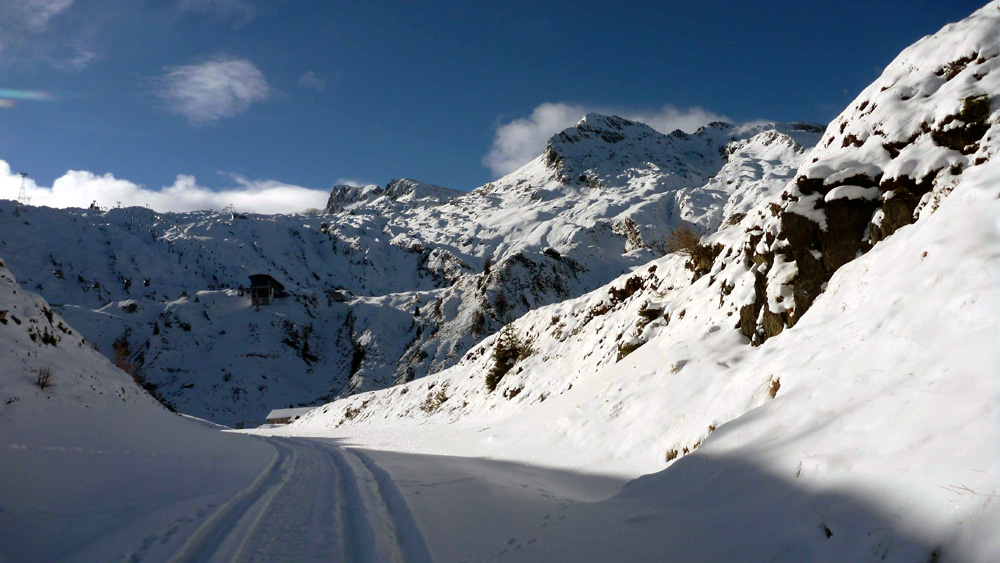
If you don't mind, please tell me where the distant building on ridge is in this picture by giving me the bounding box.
[248,274,287,306]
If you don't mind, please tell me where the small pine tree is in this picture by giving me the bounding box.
[486,324,530,392]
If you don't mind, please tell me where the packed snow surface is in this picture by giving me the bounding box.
[0,262,274,561]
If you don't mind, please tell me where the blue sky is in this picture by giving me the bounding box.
[0,0,987,212]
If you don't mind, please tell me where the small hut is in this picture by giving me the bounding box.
[265,407,316,425]
[248,274,287,306]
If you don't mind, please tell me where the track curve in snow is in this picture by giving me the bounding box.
[167,437,429,563]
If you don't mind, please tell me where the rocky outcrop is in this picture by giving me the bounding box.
[732,3,999,345]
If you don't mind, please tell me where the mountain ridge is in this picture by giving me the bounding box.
[0,116,822,424]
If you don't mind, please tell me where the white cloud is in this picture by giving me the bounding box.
[177,0,258,25]
[51,47,97,72]
[155,56,270,124]
[483,102,730,177]
[298,70,326,91]
[0,0,75,32]
[0,160,330,214]
[483,103,586,178]
[0,0,93,70]
[333,178,372,187]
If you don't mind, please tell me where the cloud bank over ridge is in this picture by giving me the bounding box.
[0,160,329,214]
[483,102,729,176]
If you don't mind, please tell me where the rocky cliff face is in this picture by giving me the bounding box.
[325,179,463,213]
[729,2,999,345]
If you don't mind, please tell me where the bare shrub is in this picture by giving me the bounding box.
[470,308,487,336]
[726,212,747,226]
[666,225,723,279]
[665,224,703,255]
[616,339,645,362]
[608,275,643,303]
[768,377,781,399]
[35,365,53,389]
[420,389,449,413]
[113,335,140,381]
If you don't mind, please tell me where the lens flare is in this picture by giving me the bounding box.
[0,89,55,101]
[0,99,15,108]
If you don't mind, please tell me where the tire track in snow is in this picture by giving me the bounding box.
[318,441,432,563]
[230,438,347,562]
[347,448,432,562]
[162,437,428,562]
[167,438,292,562]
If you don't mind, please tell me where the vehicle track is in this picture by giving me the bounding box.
[163,437,429,562]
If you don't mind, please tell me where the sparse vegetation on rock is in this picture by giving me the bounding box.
[486,324,532,392]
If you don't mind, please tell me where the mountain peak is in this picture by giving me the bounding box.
[540,114,676,184]
[563,113,660,144]
[540,114,741,187]
[326,179,461,214]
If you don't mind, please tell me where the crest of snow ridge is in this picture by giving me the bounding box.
[731,0,1000,345]
[325,178,461,213]
[540,113,824,192]
[542,113,728,187]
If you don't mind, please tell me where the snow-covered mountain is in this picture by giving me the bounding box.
[0,116,820,425]
[277,2,1000,558]
[325,178,463,213]
[0,259,273,560]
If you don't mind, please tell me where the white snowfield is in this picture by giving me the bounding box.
[1,2,999,562]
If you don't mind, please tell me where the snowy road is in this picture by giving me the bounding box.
[146,435,625,562]
[168,437,431,563]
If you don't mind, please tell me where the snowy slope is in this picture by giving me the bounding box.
[733,0,1000,345]
[509,147,1000,563]
[0,116,819,425]
[0,259,273,561]
[276,3,1000,559]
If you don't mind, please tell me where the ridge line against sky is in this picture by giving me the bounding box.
[0,1,987,213]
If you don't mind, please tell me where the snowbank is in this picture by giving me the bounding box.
[0,262,273,561]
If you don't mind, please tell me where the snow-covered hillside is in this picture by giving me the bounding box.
[0,259,273,561]
[273,3,1000,558]
[0,115,820,425]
